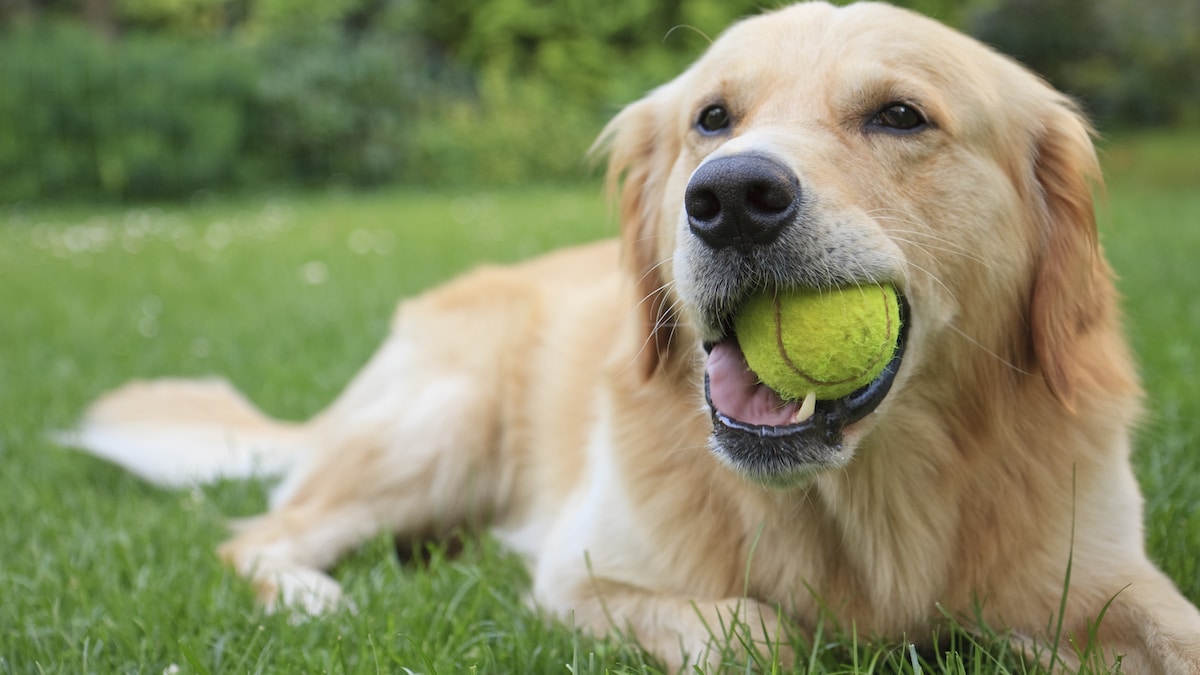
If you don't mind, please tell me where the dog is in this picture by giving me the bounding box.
[66,2,1200,672]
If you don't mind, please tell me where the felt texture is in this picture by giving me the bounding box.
[734,284,901,401]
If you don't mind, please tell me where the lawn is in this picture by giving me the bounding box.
[1,132,1198,674]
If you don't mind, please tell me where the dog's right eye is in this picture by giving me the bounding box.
[696,105,731,134]
[869,102,928,134]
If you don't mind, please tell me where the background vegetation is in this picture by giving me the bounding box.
[1,0,1198,201]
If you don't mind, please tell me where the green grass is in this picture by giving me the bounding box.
[2,132,1199,673]
[1098,130,1200,602]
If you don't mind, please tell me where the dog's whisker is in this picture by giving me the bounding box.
[863,213,990,266]
[663,24,714,46]
[624,271,690,374]
[888,236,991,268]
[945,323,1034,376]
[868,250,958,307]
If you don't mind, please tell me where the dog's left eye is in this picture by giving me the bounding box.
[696,105,731,134]
[871,103,927,133]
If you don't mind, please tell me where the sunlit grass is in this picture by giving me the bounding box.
[1,132,1198,673]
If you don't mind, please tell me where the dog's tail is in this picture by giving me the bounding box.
[57,378,307,487]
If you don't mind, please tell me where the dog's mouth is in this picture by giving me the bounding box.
[702,294,909,482]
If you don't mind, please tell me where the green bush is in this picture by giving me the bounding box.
[0,24,439,200]
[249,33,417,186]
[0,24,255,201]
[969,0,1200,127]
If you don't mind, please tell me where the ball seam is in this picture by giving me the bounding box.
[772,285,897,388]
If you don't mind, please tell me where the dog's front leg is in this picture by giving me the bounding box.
[530,523,794,675]
[216,363,500,617]
[534,572,792,672]
[218,266,541,616]
[1076,567,1200,674]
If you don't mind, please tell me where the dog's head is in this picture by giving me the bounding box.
[601,1,1116,485]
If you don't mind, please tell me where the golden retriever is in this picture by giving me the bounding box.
[67,2,1200,672]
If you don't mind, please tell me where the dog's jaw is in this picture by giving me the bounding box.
[700,296,909,486]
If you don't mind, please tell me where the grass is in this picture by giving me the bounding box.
[2,131,1199,673]
[1098,130,1200,602]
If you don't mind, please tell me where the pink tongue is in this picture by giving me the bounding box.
[706,340,803,427]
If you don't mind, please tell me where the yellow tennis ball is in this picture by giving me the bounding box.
[734,284,901,401]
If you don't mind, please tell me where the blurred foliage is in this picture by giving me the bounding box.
[248,32,419,186]
[0,22,254,201]
[0,0,1196,201]
[969,0,1200,126]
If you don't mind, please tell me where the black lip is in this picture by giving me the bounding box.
[704,296,909,479]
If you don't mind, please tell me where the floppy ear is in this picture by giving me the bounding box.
[1028,100,1116,408]
[594,89,682,377]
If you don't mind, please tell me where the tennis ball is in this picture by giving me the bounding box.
[734,284,901,402]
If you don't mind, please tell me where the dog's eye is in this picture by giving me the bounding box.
[696,105,731,134]
[871,103,927,133]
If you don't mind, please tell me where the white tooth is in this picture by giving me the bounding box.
[794,391,817,424]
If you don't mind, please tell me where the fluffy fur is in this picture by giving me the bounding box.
[67,2,1200,672]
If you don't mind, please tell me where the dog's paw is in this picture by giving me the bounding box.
[260,568,351,618]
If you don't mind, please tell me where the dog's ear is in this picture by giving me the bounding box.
[594,88,682,377]
[1027,100,1115,409]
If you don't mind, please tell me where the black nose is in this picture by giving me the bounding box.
[684,154,800,251]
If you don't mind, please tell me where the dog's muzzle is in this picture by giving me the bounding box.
[683,153,910,484]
